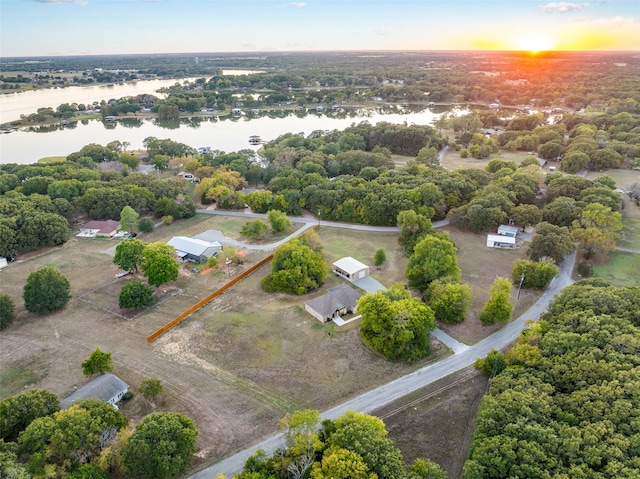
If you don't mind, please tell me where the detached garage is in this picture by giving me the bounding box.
[487,234,516,249]
[332,257,370,282]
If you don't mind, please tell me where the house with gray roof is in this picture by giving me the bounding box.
[305,283,362,323]
[167,236,222,263]
[61,373,128,410]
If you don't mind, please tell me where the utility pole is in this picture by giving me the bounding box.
[517,271,525,300]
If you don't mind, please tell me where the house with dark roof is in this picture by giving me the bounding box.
[305,283,362,323]
[61,374,129,410]
[77,219,121,238]
[167,236,222,263]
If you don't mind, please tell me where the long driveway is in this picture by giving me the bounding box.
[190,209,577,479]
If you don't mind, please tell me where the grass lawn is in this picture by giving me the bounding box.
[592,251,640,287]
[440,148,544,172]
[620,217,640,250]
[37,156,67,164]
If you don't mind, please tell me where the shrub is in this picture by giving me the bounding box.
[119,279,154,309]
[23,267,70,314]
[577,261,593,277]
[460,149,469,158]
[0,294,15,330]
[162,215,173,225]
[374,248,386,267]
[138,217,155,233]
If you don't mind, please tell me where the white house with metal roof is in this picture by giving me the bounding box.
[167,236,222,263]
[332,257,370,282]
[61,373,129,410]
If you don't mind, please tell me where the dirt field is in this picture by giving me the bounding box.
[376,366,488,478]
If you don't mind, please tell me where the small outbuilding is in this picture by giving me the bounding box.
[305,283,362,323]
[167,236,222,263]
[332,257,370,282]
[0,257,7,269]
[77,220,121,238]
[487,234,516,249]
[61,373,129,410]
[497,225,520,237]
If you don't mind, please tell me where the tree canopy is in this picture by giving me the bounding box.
[23,266,71,315]
[359,283,436,361]
[140,242,179,287]
[113,238,146,273]
[465,281,640,478]
[261,236,328,295]
[122,412,198,479]
[406,234,460,292]
[81,348,113,376]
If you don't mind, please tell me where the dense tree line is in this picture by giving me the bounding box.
[0,146,195,256]
[0,389,197,479]
[464,280,640,478]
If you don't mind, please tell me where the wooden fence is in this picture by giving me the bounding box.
[146,225,319,343]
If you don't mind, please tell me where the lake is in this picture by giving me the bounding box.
[0,105,464,165]
[0,70,263,124]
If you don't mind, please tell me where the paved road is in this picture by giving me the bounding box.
[616,246,640,254]
[191,250,577,479]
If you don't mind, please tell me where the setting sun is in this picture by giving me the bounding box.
[514,32,557,52]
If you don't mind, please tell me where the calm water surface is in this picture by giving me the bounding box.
[0,106,463,165]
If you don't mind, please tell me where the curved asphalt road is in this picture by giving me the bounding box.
[189,209,577,479]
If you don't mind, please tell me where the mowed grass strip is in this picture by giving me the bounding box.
[620,217,640,250]
[592,251,640,287]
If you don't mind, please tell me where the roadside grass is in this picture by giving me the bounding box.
[620,217,640,250]
[584,168,640,192]
[592,251,640,287]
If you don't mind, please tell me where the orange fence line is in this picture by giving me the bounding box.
[146,224,319,343]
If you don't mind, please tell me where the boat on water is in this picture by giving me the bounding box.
[248,135,262,144]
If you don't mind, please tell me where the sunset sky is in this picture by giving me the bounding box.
[1,0,638,57]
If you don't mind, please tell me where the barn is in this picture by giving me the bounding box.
[167,236,222,263]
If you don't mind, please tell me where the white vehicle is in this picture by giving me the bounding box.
[112,231,128,239]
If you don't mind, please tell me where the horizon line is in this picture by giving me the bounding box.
[2,49,640,60]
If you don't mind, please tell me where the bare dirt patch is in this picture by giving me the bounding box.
[376,366,488,479]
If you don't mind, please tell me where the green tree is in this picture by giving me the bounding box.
[527,222,575,264]
[359,284,436,361]
[328,410,407,479]
[241,219,268,239]
[425,279,472,324]
[510,204,542,230]
[113,238,146,272]
[138,379,163,400]
[0,389,60,442]
[310,446,376,479]
[407,458,448,479]
[150,154,170,171]
[138,217,155,233]
[261,238,328,295]
[119,205,139,233]
[122,412,198,479]
[479,277,513,324]
[119,279,153,309]
[141,242,179,287]
[511,259,559,290]
[81,348,113,376]
[542,196,580,227]
[374,248,386,267]
[397,210,434,256]
[267,209,291,233]
[571,202,623,260]
[0,293,15,330]
[23,267,70,315]
[474,349,506,377]
[406,235,461,292]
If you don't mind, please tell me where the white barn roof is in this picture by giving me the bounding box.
[332,257,368,276]
[167,236,221,257]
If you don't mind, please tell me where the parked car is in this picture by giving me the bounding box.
[127,233,137,239]
[113,231,128,239]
